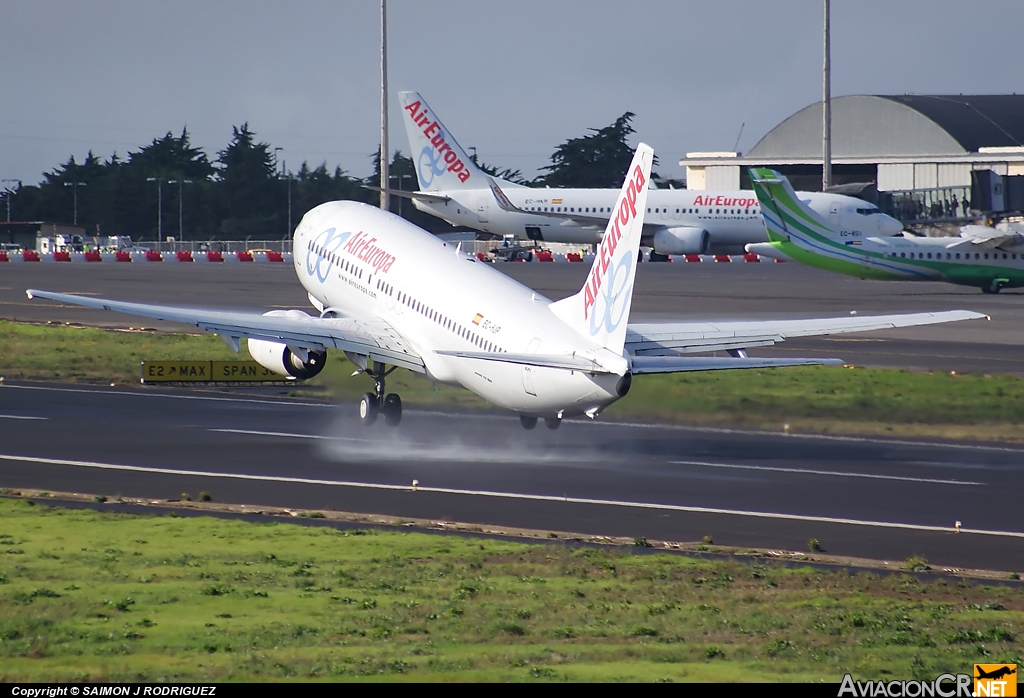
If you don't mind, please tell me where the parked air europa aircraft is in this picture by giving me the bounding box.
[28,146,983,429]
[390,92,903,255]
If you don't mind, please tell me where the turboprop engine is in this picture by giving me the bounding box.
[652,226,710,255]
[246,310,327,380]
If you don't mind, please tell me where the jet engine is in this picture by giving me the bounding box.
[652,226,710,255]
[246,310,327,380]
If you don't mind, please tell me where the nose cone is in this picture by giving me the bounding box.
[879,213,903,236]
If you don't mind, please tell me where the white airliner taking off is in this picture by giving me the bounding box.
[28,145,982,429]
[391,92,903,255]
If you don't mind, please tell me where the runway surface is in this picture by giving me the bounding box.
[3,261,1023,373]
[2,383,1022,572]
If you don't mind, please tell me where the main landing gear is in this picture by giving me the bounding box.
[518,415,561,430]
[358,362,402,427]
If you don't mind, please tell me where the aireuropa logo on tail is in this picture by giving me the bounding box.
[404,99,472,187]
[583,163,646,335]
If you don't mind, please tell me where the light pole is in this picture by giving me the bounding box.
[274,148,292,237]
[167,179,193,242]
[1,180,20,223]
[146,177,164,239]
[63,181,87,225]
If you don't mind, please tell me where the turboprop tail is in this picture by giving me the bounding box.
[548,143,655,355]
[749,167,836,245]
[398,91,490,192]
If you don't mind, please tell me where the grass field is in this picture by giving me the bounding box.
[0,498,1021,682]
[4,319,1024,440]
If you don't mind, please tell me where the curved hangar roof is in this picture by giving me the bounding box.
[747,95,1024,159]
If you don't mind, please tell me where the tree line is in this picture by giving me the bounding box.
[4,113,674,241]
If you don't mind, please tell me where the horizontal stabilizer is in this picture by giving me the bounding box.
[363,185,451,203]
[630,356,844,375]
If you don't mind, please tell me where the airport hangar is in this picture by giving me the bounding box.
[680,94,1024,226]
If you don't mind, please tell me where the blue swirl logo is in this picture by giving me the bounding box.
[417,137,449,189]
[589,251,633,336]
[306,228,351,283]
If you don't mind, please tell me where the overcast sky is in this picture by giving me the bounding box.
[4,0,1023,187]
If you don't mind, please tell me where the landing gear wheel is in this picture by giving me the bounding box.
[358,392,378,425]
[382,393,403,427]
[983,280,1004,294]
[544,418,561,430]
[519,415,538,430]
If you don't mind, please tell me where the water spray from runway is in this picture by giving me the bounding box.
[316,407,599,466]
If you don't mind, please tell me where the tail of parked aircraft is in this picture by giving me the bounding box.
[398,91,491,192]
[749,167,835,245]
[549,144,654,355]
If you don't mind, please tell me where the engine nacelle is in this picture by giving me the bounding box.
[247,310,327,380]
[652,226,710,255]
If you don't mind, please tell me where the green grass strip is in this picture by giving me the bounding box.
[0,498,1021,682]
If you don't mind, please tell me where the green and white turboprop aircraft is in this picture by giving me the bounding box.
[746,167,1024,294]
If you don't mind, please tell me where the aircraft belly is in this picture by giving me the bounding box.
[448,359,620,416]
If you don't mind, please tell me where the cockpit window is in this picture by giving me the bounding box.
[856,207,881,215]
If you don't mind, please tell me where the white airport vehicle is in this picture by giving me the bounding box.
[391,92,903,255]
[28,146,983,429]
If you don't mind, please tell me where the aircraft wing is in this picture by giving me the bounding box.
[25,289,425,373]
[625,310,986,356]
[947,225,1022,250]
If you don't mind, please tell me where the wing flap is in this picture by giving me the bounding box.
[26,289,425,373]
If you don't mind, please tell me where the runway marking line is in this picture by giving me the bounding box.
[0,452,1020,539]
[670,460,985,487]
[0,415,48,421]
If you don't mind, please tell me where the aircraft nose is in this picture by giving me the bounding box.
[880,213,903,235]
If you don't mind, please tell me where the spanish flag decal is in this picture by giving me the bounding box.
[472,313,484,325]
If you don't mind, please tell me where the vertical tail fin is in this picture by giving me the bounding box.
[549,144,654,355]
[749,167,835,244]
[398,91,489,192]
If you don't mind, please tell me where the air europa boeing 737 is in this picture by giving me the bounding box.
[28,146,983,429]
[387,91,902,255]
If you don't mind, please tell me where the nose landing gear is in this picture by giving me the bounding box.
[358,362,402,427]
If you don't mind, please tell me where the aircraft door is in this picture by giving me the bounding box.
[830,203,841,229]
[521,337,541,397]
[477,198,489,223]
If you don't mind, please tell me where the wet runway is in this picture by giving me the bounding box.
[3,261,1023,373]
[1,383,1022,572]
